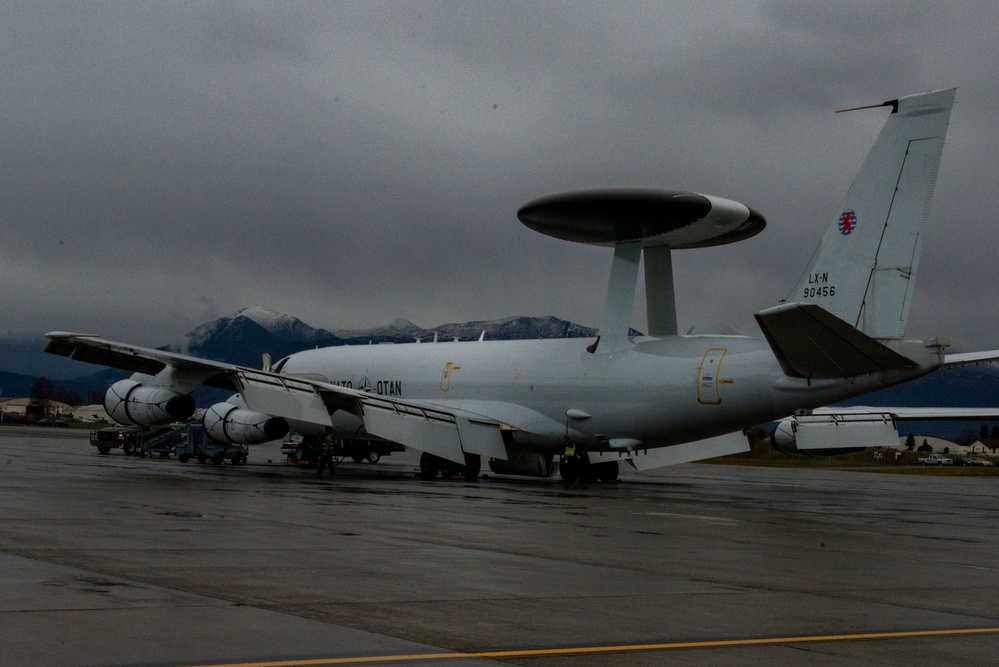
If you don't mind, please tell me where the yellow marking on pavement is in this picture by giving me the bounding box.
[186,627,999,666]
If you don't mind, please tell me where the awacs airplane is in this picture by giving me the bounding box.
[46,88,999,482]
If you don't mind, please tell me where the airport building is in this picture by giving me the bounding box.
[898,434,998,456]
[0,397,75,419]
[1,398,108,422]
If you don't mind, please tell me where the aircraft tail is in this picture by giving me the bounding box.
[787,89,955,340]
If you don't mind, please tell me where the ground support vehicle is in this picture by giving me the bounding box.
[342,439,406,463]
[281,435,404,465]
[175,425,248,465]
[90,426,140,455]
[280,434,317,465]
[90,424,185,457]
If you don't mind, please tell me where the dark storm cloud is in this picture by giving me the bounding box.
[2,1,998,354]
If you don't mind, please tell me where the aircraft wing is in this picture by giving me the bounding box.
[222,366,510,463]
[45,332,508,464]
[45,331,243,390]
[44,330,364,415]
[225,366,511,463]
[813,406,999,421]
[779,405,999,452]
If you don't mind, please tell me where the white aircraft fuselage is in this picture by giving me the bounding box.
[279,334,939,453]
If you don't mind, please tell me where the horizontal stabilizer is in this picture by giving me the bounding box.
[943,351,999,368]
[755,303,915,379]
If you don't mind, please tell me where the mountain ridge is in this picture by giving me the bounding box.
[160,307,599,369]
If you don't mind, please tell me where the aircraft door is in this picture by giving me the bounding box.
[697,348,727,405]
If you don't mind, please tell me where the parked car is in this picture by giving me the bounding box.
[950,456,969,466]
[918,453,953,466]
[965,458,993,467]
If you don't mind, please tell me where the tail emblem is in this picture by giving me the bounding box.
[838,210,858,235]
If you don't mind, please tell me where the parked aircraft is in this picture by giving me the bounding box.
[46,88,999,482]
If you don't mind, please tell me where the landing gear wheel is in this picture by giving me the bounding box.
[439,459,464,479]
[366,450,381,464]
[597,461,619,482]
[580,458,600,483]
[212,453,224,465]
[178,454,190,463]
[559,455,580,483]
[419,452,442,479]
[462,453,481,481]
[197,454,207,464]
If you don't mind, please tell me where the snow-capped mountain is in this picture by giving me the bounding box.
[163,307,343,368]
[160,307,597,368]
[333,315,598,343]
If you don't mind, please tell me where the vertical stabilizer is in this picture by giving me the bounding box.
[787,89,954,339]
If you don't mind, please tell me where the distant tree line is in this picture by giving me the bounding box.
[28,377,94,410]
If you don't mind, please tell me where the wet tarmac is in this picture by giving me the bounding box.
[2,425,999,666]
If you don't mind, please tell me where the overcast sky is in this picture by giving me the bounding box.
[3,1,998,354]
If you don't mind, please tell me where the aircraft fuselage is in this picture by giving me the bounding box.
[279,335,936,453]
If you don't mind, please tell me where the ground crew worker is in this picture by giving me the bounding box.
[316,428,336,478]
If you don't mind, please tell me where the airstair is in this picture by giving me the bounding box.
[135,424,189,457]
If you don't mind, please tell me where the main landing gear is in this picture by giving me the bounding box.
[558,454,619,483]
[419,452,481,481]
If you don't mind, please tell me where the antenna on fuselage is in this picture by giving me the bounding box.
[517,189,766,352]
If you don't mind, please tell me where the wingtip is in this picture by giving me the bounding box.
[45,331,101,339]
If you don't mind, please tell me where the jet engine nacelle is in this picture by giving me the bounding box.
[203,402,289,445]
[104,379,196,427]
[769,418,798,453]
